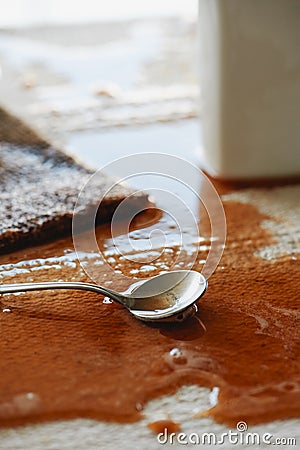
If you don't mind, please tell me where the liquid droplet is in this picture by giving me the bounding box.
[169,348,187,365]
[170,348,181,357]
[135,402,143,411]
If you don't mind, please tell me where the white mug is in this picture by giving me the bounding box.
[198,0,300,179]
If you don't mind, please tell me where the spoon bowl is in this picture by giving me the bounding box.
[0,270,207,323]
[124,270,207,322]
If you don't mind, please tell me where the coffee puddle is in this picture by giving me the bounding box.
[0,198,299,428]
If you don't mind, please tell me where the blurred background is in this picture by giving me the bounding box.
[0,0,199,168]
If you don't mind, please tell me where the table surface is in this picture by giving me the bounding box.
[0,13,299,450]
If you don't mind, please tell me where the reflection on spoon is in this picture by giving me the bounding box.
[0,270,207,323]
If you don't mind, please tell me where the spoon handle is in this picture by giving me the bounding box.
[0,281,127,306]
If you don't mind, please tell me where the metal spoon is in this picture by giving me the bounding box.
[0,270,207,323]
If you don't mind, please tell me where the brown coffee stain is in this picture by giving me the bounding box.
[147,419,180,434]
[0,182,299,428]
